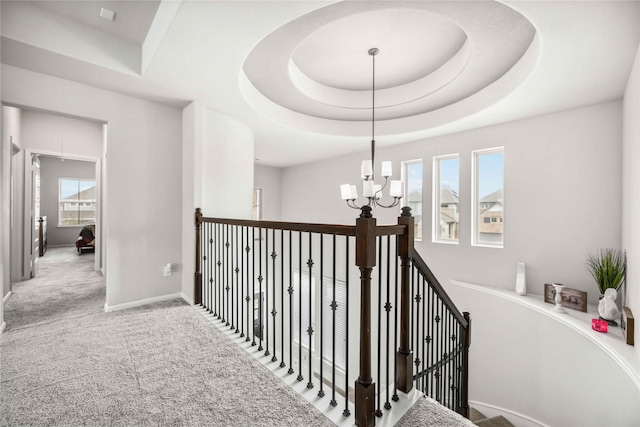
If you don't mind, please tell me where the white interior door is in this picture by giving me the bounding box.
[30,155,40,278]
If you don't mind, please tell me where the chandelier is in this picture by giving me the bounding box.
[340,48,402,210]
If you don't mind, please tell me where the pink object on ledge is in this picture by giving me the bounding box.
[592,318,608,333]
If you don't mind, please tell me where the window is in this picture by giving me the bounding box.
[472,148,504,247]
[253,188,262,220]
[58,178,96,226]
[433,155,459,243]
[402,160,423,240]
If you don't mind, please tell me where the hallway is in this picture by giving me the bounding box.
[3,247,104,331]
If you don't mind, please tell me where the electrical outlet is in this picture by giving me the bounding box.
[163,263,172,277]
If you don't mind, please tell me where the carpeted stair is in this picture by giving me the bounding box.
[470,407,515,427]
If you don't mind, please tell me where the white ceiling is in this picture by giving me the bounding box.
[1,0,639,167]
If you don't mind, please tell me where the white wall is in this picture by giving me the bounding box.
[2,106,21,305]
[3,107,23,286]
[202,108,254,219]
[446,281,639,427]
[254,164,282,221]
[1,65,183,308]
[39,156,95,246]
[622,44,640,365]
[282,101,623,305]
[21,109,103,158]
[181,103,254,303]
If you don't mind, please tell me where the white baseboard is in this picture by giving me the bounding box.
[0,321,6,334]
[180,293,194,305]
[104,292,183,312]
[470,401,549,427]
[3,291,12,304]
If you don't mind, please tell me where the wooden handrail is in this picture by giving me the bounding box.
[201,216,356,236]
[409,249,469,328]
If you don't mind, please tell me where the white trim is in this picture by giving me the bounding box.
[180,293,194,306]
[0,321,5,334]
[450,280,640,392]
[470,400,549,427]
[104,292,182,312]
[3,290,12,304]
[471,146,504,248]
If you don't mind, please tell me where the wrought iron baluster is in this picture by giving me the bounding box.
[245,226,251,342]
[271,228,277,362]
[384,235,392,411]
[343,236,350,418]
[297,232,303,382]
[306,232,314,389]
[330,235,337,407]
[318,233,325,398]
[224,224,233,326]
[280,229,286,368]
[240,226,245,338]
[258,228,263,351]
[235,225,239,333]
[217,223,222,320]
[413,265,420,391]
[251,227,256,346]
[288,230,294,374]
[263,229,269,354]
[375,235,383,418]
[419,274,429,393]
[392,238,399,402]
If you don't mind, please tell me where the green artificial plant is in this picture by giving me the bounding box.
[585,248,626,295]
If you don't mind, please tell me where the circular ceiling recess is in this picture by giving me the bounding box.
[241,1,539,138]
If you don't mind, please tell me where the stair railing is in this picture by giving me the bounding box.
[194,206,470,426]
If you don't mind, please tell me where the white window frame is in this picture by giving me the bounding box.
[253,187,263,221]
[471,147,504,248]
[58,177,96,227]
[432,154,460,244]
[401,159,423,241]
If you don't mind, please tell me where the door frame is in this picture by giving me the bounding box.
[22,149,102,276]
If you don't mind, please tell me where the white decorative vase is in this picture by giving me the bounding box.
[598,288,620,322]
[515,261,526,295]
[552,283,566,313]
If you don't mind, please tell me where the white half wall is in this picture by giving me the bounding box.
[1,65,183,307]
[281,101,623,305]
[622,43,640,366]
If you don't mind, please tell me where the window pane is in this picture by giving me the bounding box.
[253,188,262,220]
[434,155,459,242]
[403,160,423,240]
[473,149,504,247]
[59,178,96,226]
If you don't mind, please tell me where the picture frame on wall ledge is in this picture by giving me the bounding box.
[543,283,587,313]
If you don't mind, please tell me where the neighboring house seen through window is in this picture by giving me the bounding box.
[472,148,504,247]
[58,178,96,226]
[433,154,460,243]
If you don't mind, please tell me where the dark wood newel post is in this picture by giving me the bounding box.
[461,311,471,418]
[355,205,376,427]
[194,208,203,306]
[396,206,414,393]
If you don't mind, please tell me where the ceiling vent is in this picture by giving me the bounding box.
[100,7,116,22]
